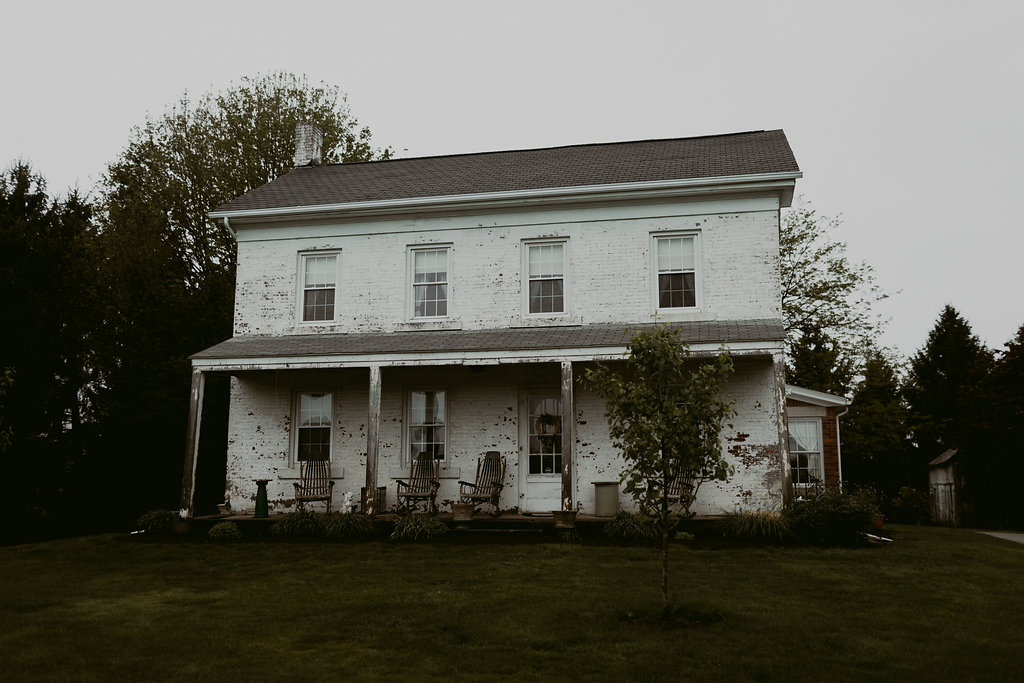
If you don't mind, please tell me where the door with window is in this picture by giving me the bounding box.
[521,394,562,512]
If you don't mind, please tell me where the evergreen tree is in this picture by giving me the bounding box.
[841,349,910,496]
[0,162,101,539]
[786,325,854,396]
[971,324,1024,527]
[905,305,993,487]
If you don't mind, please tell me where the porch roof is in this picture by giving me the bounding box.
[190,319,785,370]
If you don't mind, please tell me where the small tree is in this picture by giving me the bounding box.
[584,326,734,618]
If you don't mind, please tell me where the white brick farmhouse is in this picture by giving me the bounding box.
[181,128,803,518]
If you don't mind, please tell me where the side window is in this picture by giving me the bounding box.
[525,241,567,315]
[408,390,446,463]
[410,247,450,318]
[300,252,339,322]
[296,392,332,463]
[788,418,823,487]
[653,234,698,310]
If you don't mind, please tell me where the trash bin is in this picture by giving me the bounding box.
[592,481,620,517]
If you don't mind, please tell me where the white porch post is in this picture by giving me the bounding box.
[365,365,382,516]
[774,353,793,507]
[179,368,206,520]
[560,361,575,511]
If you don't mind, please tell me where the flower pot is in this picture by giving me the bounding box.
[451,502,475,522]
[552,510,577,529]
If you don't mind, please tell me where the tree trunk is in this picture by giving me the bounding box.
[661,526,670,619]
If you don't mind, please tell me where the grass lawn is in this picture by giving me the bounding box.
[1,525,1022,682]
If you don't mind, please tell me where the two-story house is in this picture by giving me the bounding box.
[180,127,802,519]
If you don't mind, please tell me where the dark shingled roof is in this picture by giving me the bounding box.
[192,320,785,361]
[214,130,799,213]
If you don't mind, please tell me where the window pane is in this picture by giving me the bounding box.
[657,237,694,273]
[658,272,695,308]
[789,420,820,452]
[410,391,445,461]
[305,255,336,288]
[414,249,447,283]
[529,244,563,278]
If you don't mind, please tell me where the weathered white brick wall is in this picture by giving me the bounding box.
[232,195,781,336]
[225,359,781,515]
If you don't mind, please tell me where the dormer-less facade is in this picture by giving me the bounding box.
[182,129,801,518]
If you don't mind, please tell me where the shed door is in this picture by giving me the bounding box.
[521,395,562,513]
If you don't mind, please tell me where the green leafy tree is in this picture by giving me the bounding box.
[841,349,910,497]
[780,203,889,377]
[94,72,391,520]
[584,326,734,619]
[904,305,993,488]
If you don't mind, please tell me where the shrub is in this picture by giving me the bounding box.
[135,510,175,535]
[324,512,376,540]
[208,521,242,542]
[270,509,326,539]
[390,513,448,542]
[603,511,659,541]
[889,486,930,525]
[721,508,790,542]
[784,487,879,546]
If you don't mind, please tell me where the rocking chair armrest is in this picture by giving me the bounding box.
[395,479,410,489]
[429,479,441,488]
[458,480,476,488]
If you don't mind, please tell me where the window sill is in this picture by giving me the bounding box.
[277,466,345,480]
[650,309,717,322]
[512,315,582,328]
[388,466,461,479]
[395,320,463,331]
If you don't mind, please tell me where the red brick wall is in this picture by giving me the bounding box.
[785,400,842,485]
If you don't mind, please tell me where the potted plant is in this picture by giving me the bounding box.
[449,500,475,522]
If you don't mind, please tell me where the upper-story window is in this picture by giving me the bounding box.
[300,252,339,323]
[525,241,567,315]
[653,234,698,310]
[411,247,450,318]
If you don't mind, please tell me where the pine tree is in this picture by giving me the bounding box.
[841,349,909,496]
[904,305,993,486]
[786,325,854,396]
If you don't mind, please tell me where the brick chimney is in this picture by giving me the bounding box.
[292,122,324,167]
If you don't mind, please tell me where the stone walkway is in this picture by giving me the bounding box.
[978,531,1024,545]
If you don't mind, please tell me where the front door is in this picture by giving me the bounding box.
[521,394,562,513]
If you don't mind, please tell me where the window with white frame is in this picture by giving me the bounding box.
[525,241,566,314]
[528,395,562,475]
[296,392,332,462]
[788,418,823,486]
[300,253,339,322]
[654,234,697,309]
[411,247,449,318]
[409,390,446,462]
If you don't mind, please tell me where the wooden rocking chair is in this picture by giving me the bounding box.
[459,451,506,516]
[666,476,695,517]
[294,458,335,512]
[396,452,441,514]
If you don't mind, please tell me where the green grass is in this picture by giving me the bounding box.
[1,526,1022,681]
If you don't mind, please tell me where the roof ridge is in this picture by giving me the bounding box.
[315,130,777,169]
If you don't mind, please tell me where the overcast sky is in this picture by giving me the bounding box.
[3,0,1021,359]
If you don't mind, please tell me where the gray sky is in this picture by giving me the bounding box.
[3,0,1021,359]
